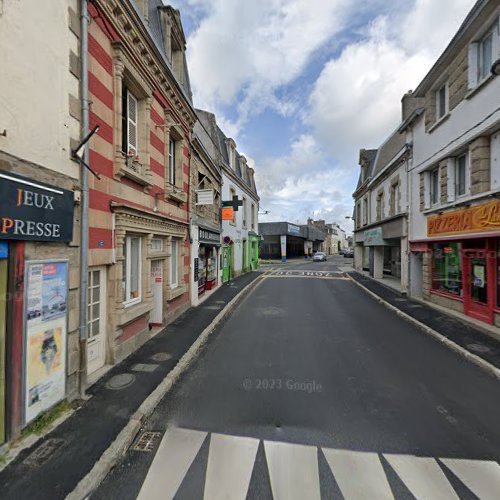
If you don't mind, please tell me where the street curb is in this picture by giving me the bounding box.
[66,274,265,500]
[348,275,500,382]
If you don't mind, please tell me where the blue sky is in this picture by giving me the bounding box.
[167,0,476,231]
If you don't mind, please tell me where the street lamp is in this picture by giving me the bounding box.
[492,58,500,76]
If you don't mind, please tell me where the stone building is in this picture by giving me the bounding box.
[0,0,81,441]
[196,110,260,281]
[189,117,223,306]
[84,0,196,379]
[405,0,500,326]
[311,220,348,255]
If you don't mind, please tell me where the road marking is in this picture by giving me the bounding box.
[440,458,500,500]
[385,454,459,499]
[323,448,394,500]
[264,441,321,500]
[137,427,207,500]
[204,433,259,500]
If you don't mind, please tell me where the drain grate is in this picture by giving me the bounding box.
[467,343,491,354]
[132,431,163,452]
[24,438,65,466]
[106,373,136,390]
[151,352,172,362]
[132,363,159,373]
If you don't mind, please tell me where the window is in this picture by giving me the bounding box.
[151,238,164,253]
[356,202,361,228]
[230,188,236,223]
[170,239,179,288]
[242,197,247,228]
[122,86,138,157]
[479,31,493,82]
[432,243,462,297]
[251,204,255,230]
[430,168,440,205]
[168,138,176,185]
[390,182,399,216]
[456,154,468,197]
[436,83,448,120]
[123,236,142,305]
[363,198,368,225]
[376,191,384,221]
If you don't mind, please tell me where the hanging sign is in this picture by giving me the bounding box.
[196,189,214,206]
[0,170,74,242]
[222,207,234,220]
[24,261,68,424]
[194,258,199,282]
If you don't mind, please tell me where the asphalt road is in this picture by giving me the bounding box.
[94,256,500,500]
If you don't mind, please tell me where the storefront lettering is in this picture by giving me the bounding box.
[428,200,500,237]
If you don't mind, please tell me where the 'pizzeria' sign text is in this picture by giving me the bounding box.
[428,200,500,237]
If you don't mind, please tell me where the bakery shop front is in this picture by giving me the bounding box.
[412,199,500,325]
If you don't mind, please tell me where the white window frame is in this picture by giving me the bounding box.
[151,238,164,253]
[127,90,138,156]
[430,168,440,206]
[478,29,494,82]
[251,203,255,230]
[435,83,448,120]
[168,137,176,186]
[123,235,142,307]
[242,197,247,228]
[455,153,469,198]
[170,239,179,289]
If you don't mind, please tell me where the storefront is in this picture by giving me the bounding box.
[414,200,500,326]
[248,232,259,270]
[0,168,76,442]
[191,225,221,305]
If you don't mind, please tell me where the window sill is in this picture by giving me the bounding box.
[117,299,153,327]
[168,190,187,204]
[166,284,187,301]
[427,112,450,134]
[430,290,463,302]
[465,74,495,100]
[115,152,153,189]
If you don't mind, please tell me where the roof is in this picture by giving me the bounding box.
[355,149,377,190]
[371,129,406,177]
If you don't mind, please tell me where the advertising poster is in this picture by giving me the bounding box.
[24,261,68,424]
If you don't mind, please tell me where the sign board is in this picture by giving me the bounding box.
[199,227,221,245]
[24,261,68,424]
[363,227,386,246]
[428,199,500,237]
[196,189,214,206]
[194,258,199,282]
[0,170,74,242]
[222,207,234,221]
[287,224,300,236]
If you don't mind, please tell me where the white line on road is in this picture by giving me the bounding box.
[440,458,500,500]
[322,448,394,500]
[384,454,459,499]
[264,440,321,500]
[137,427,207,500]
[204,433,259,500]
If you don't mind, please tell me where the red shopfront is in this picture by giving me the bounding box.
[415,200,500,325]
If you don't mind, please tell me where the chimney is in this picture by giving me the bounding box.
[401,91,425,121]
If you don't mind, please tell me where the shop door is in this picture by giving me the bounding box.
[223,246,232,282]
[463,250,494,324]
[150,260,163,326]
[87,267,107,375]
[0,250,7,443]
[242,240,247,273]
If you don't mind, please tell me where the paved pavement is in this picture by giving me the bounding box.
[0,271,261,500]
[93,256,500,499]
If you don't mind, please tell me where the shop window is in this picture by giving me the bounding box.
[171,239,179,288]
[123,236,142,306]
[431,243,462,296]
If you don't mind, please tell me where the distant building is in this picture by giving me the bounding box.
[310,220,348,254]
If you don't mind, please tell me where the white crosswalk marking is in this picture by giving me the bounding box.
[384,454,459,499]
[204,433,259,500]
[137,427,207,500]
[440,458,500,500]
[264,440,321,500]
[323,448,394,500]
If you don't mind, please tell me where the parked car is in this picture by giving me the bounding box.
[343,248,354,258]
[313,252,327,262]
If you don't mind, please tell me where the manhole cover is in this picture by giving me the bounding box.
[467,343,491,354]
[106,373,136,390]
[394,298,406,302]
[203,305,222,310]
[132,431,163,452]
[24,438,65,466]
[151,352,172,362]
[132,363,159,373]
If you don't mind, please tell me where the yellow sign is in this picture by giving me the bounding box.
[222,207,234,221]
[428,200,500,237]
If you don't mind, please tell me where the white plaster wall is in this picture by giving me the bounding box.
[0,0,80,179]
[221,171,258,274]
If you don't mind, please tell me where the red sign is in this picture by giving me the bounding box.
[222,207,234,221]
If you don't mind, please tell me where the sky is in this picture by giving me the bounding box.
[167,0,477,232]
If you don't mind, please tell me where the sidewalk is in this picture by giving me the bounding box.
[0,271,261,500]
[348,271,500,372]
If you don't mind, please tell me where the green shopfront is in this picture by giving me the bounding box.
[248,232,259,271]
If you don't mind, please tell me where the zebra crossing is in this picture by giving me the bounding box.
[136,427,500,500]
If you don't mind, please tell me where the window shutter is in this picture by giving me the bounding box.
[127,91,138,155]
[468,43,478,89]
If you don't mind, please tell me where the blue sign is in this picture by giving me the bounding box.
[0,241,8,259]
